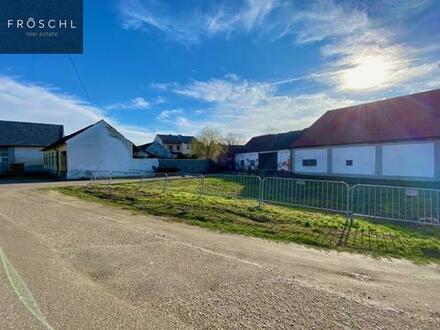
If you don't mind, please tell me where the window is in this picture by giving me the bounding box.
[176,145,180,151]
[250,160,255,166]
[0,151,8,163]
[240,160,245,167]
[302,159,317,167]
[346,160,353,166]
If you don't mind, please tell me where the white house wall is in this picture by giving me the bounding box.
[235,152,258,170]
[277,150,291,171]
[292,141,438,180]
[332,146,376,175]
[294,148,327,173]
[382,142,434,178]
[235,150,292,171]
[66,122,158,179]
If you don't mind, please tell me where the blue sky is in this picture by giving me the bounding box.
[1,0,439,144]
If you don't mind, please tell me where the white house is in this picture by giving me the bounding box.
[292,88,440,181]
[0,120,63,174]
[235,130,303,171]
[43,120,158,179]
[154,134,195,158]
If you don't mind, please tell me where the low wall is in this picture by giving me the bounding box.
[158,159,213,174]
[67,158,159,180]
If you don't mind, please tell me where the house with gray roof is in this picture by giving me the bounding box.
[154,134,195,158]
[235,130,303,171]
[137,141,172,159]
[0,120,64,174]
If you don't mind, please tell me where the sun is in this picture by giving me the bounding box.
[342,55,391,90]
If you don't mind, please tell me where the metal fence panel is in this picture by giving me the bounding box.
[203,174,261,200]
[262,177,350,214]
[352,184,440,225]
[88,171,440,226]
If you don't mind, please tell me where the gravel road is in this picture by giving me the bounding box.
[0,180,439,329]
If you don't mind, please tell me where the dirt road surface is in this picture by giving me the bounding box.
[0,181,439,329]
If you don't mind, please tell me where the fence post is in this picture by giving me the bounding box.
[347,185,355,226]
[258,177,264,207]
[162,173,168,193]
[199,175,205,198]
[108,171,113,185]
[138,173,143,190]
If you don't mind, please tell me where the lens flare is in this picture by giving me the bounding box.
[342,55,391,90]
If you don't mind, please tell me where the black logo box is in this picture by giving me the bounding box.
[0,0,83,54]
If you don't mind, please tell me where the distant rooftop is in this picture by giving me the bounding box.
[245,130,304,152]
[156,134,195,144]
[0,120,64,147]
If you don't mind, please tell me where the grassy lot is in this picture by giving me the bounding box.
[58,177,440,263]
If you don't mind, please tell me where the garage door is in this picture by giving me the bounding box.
[259,152,277,170]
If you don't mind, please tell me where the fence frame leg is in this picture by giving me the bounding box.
[139,174,143,190]
[257,176,264,208]
[162,173,168,193]
[199,175,205,198]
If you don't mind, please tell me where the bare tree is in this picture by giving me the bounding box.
[192,127,225,160]
[263,127,281,134]
[223,132,245,146]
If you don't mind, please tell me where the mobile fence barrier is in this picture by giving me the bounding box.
[88,171,440,226]
[261,177,349,214]
[351,184,440,226]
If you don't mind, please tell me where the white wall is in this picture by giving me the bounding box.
[66,121,158,179]
[13,147,44,171]
[294,148,327,173]
[332,146,375,175]
[382,142,434,178]
[235,152,258,170]
[277,150,291,171]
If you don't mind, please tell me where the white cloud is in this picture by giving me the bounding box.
[155,96,166,104]
[0,76,154,144]
[157,109,183,121]
[118,0,278,45]
[106,96,150,110]
[300,2,440,91]
[123,1,439,92]
[170,77,356,139]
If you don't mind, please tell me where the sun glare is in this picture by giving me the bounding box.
[342,55,391,90]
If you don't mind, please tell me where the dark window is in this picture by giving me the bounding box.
[250,160,255,166]
[176,145,180,151]
[302,159,317,167]
[346,160,353,166]
[240,160,245,166]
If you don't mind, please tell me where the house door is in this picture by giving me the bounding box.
[59,151,67,177]
[259,152,277,170]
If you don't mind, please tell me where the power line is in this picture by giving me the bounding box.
[67,54,98,112]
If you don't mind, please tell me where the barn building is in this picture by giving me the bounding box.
[292,89,440,181]
[43,120,158,179]
[0,120,63,175]
[235,130,303,171]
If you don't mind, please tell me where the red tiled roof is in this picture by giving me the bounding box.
[293,89,440,148]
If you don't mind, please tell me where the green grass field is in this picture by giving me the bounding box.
[58,177,440,263]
